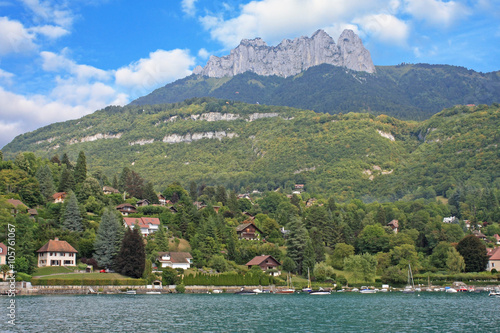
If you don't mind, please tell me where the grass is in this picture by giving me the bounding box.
[168,238,191,252]
[33,266,76,277]
[33,273,131,280]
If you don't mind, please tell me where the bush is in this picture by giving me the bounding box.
[491,269,498,274]
[16,272,32,282]
[175,284,186,293]
[336,275,347,287]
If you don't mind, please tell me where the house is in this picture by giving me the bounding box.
[116,203,137,216]
[28,208,38,219]
[236,222,262,240]
[36,237,78,267]
[123,217,161,236]
[487,247,500,272]
[137,199,150,207]
[443,216,458,224]
[0,242,6,265]
[52,192,67,203]
[6,198,28,216]
[294,184,305,190]
[158,194,167,206]
[494,234,500,245]
[103,186,119,194]
[157,252,193,269]
[246,255,281,276]
[242,212,255,220]
[473,230,488,241]
[388,220,399,234]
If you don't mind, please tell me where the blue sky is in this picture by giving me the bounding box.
[0,0,499,148]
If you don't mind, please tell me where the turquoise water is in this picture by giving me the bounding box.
[2,292,499,332]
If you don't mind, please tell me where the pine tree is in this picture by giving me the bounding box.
[61,153,72,169]
[94,208,124,268]
[302,239,316,275]
[143,182,159,204]
[62,191,83,232]
[286,216,309,274]
[36,164,55,203]
[74,151,87,184]
[58,165,75,192]
[189,181,197,200]
[114,227,145,278]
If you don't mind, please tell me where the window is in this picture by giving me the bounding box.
[60,253,65,256]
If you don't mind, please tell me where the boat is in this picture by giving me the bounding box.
[302,268,313,293]
[488,287,500,297]
[124,290,137,295]
[212,289,223,294]
[275,272,295,294]
[360,288,376,294]
[145,291,161,295]
[235,288,257,295]
[402,264,415,293]
[445,287,457,293]
[309,287,331,295]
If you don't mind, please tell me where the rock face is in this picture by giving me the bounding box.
[193,29,375,78]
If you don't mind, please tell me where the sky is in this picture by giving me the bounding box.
[0,0,499,148]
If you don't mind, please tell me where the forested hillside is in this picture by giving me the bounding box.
[2,100,499,204]
[131,64,500,120]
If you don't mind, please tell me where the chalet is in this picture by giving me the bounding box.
[246,255,281,276]
[158,194,167,206]
[137,199,150,207]
[294,184,305,191]
[487,247,500,272]
[157,252,193,269]
[388,220,399,234]
[123,217,160,236]
[0,242,6,265]
[242,212,255,220]
[37,237,78,267]
[103,186,119,194]
[28,208,38,219]
[6,198,28,216]
[473,230,488,241]
[52,192,67,203]
[116,203,137,216]
[236,222,262,240]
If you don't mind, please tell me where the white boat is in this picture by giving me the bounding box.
[445,287,457,293]
[145,291,161,295]
[124,290,136,295]
[488,287,500,297]
[309,287,331,295]
[302,268,313,293]
[212,289,223,294]
[360,288,376,294]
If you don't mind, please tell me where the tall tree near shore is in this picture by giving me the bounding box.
[94,208,124,268]
[114,227,145,278]
[62,191,83,232]
[286,216,309,274]
[456,235,488,272]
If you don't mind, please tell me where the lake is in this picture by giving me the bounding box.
[2,292,498,332]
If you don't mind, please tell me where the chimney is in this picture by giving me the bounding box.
[54,237,59,241]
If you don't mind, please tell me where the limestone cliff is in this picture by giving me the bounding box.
[193,29,375,78]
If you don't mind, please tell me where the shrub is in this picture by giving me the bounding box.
[16,272,32,282]
[175,284,186,293]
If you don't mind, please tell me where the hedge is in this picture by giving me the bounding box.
[183,272,275,286]
[31,278,146,286]
[414,273,500,285]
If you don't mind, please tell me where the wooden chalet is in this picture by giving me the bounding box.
[116,203,137,216]
[246,255,281,276]
[388,220,399,234]
[236,222,262,240]
[52,192,67,203]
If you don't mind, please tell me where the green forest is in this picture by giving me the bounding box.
[0,103,499,287]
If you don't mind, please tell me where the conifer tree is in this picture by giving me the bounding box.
[114,227,145,278]
[61,153,72,169]
[36,164,55,202]
[189,181,197,200]
[286,216,309,274]
[143,182,159,204]
[94,208,124,268]
[74,151,87,184]
[62,191,83,232]
[58,165,75,192]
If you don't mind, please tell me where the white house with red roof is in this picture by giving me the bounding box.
[37,238,78,267]
[487,247,500,272]
[52,192,67,203]
[123,217,161,236]
[0,242,7,265]
[157,252,193,269]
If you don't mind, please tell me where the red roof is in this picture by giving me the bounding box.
[246,255,281,266]
[37,238,78,253]
[0,242,7,255]
[123,217,160,228]
[488,247,500,260]
[7,198,27,208]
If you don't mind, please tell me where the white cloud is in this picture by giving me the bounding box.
[115,49,195,96]
[199,0,409,49]
[404,0,470,27]
[0,16,37,55]
[354,14,409,45]
[181,0,198,16]
[0,68,14,85]
[41,50,111,81]
[198,48,210,59]
[29,25,69,39]
[20,0,74,28]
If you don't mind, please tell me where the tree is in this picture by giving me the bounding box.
[62,191,83,232]
[94,208,124,268]
[162,267,180,285]
[456,235,488,272]
[446,247,465,273]
[282,257,296,273]
[208,255,229,273]
[74,151,87,184]
[189,181,197,200]
[344,253,377,283]
[61,153,72,169]
[215,185,227,205]
[1,264,9,280]
[355,224,390,254]
[58,165,75,192]
[313,262,335,282]
[302,239,316,275]
[143,182,159,204]
[329,243,355,270]
[114,227,145,278]
[286,216,309,274]
[36,164,55,203]
[429,242,453,269]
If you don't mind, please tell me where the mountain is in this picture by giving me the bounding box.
[192,29,375,77]
[131,64,500,120]
[3,99,499,201]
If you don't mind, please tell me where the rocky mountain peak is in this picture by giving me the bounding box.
[192,29,375,78]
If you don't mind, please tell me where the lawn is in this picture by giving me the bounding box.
[34,272,131,280]
[33,266,76,277]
